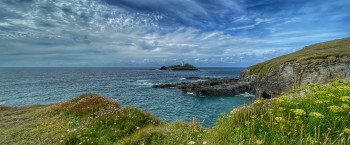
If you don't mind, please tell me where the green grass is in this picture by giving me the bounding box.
[248,37,350,75]
[2,81,350,144]
[205,79,350,145]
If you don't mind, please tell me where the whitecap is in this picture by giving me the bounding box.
[0,101,6,105]
[239,92,256,98]
[135,80,154,86]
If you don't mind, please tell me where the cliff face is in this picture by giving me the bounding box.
[241,55,350,98]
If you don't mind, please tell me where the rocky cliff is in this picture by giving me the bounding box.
[153,38,350,98]
[241,38,350,98]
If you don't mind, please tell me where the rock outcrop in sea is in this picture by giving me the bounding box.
[160,64,198,71]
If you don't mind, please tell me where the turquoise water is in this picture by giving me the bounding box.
[0,67,252,126]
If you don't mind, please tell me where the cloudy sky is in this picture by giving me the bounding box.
[1,0,349,67]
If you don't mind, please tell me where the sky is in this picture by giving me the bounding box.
[0,0,349,67]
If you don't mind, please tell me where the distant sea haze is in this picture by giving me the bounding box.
[0,67,251,126]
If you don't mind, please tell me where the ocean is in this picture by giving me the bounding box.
[0,67,252,126]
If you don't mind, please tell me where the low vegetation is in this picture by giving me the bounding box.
[1,80,350,144]
[206,79,350,144]
[248,37,350,75]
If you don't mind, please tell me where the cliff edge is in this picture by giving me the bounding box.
[241,37,350,98]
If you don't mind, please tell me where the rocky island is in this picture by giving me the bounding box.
[160,64,199,71]
[153,37,350,98]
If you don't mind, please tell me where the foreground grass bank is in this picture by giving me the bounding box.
[1,80,350,145]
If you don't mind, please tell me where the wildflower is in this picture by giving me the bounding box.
[279,95,288,100]
[272,98,284,103]
[343,128,350,134]
[256,140,264,145]
[341,104,350,109]
[278,107,286,111]
[340,96,350,102]
[136,126,140,130]
[275,117,284,123]
[267,108,274,114]
[253,99,263,105]
[290,109,306,116]
[309,112,325,119]
[328,105,344,113]
[230,108,240,116]
[188,141,196,145]
[202,141,207,145]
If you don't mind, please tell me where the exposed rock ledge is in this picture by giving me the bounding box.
[152,78,252,96]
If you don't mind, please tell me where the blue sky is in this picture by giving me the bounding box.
[0,0,349,67]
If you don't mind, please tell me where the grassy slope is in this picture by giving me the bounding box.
[2,80,350,144]
[0,94,202,145]
[248,37,350,75]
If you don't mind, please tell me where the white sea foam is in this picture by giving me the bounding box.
[0,101,6,105]
[135,80,154,86]
[239,92,256,98]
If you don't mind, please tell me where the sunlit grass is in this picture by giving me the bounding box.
[205,79,350,144]
[248,37,350,76]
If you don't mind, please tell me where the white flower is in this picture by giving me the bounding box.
[188,141,196,145]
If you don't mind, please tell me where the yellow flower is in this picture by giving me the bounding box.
[341,104,350,110]
[279,95,288,100]
[340,96,350,102]
[253,99,263,105]
[278,107,286,111]
[230,108,240,115]
[290,109,306,116]
[271,98,284,104]
[343,128,350,134]
[328,105,344,113]
[256,140,264,145]
[275,117,284,123]
[309,112,325,119]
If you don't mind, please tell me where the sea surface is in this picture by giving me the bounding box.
[0,67,252,126]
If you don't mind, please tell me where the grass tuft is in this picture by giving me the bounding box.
[46,93,119,116]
